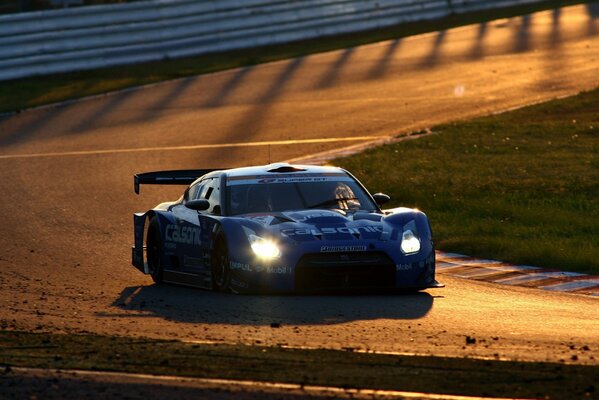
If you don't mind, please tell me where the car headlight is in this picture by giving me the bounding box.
[400,229,421,255]
[248,234,281,259]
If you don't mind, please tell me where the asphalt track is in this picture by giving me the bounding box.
[0,2,598,373]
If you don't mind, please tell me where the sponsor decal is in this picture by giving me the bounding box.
[282,226,383,236]
[285,211,336,222]
[230,261,252,272]
[230,278,249,289]
[165,224,201,245]
[227,173,351,186]
[184,255,203,268]
[247,215,275,226]
[255,265,291,274]
[231,261,291,274]
[321,245,367,253]
[396,263,413,271]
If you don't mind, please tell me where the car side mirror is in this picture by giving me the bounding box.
[186,199,210,211]
[372,193,390,207]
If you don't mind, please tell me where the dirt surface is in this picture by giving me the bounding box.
[1,332,597,399]
[0,2,598,377]
[0,368,387,400]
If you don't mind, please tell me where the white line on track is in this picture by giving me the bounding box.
[8,367,532,400]
[0,136,389,160]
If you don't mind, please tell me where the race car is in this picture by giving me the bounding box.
[131,163,443,293]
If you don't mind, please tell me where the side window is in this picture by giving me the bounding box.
[186,182,202,201]
[203,178,221,215]
[186,178,221,215]
[195,184,208,200]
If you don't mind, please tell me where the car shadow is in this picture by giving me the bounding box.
[111,284,436,326]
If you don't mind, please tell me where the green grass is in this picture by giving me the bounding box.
[336,89,599,274]
[0,331,597,399]
[0,0,586,114]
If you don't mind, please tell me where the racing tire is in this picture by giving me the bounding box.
[146,217,164,284]
[212,237,231,292]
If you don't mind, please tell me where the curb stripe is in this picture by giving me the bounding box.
[541,280,599,291]
[437,251,599,297]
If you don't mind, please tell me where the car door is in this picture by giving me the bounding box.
[168,180,210,275]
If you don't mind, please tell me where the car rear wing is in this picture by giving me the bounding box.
[134,169,222,194]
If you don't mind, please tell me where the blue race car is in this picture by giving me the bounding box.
[131,163,443,293]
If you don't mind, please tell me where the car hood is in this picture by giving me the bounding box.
[240,209,389,242]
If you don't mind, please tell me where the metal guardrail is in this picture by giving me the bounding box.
[450,0,547,13]
[0,0,549,81]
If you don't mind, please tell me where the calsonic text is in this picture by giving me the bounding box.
[282,226,383,236]
[165,224,201,245]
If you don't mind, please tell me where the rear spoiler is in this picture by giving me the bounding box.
[134,169,223,194]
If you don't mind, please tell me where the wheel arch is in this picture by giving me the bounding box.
[383,208,433,240]
[132,209,175,274]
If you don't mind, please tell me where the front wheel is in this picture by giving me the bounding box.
[146,217,164,284]
[211,238,231,292]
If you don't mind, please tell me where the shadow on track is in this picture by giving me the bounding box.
[109,284,435,326]
[367,38,402,79]
[315,48,354,88]
[587,2,599,35]
[3,3,595,151]
[469,22,487,59]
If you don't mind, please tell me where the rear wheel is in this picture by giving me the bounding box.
[212,238,230,292]
[146,217,164,284]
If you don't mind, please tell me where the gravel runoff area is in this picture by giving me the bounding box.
[0,331,597,400]
[2,367,531,400]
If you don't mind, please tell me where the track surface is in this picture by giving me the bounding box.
[1,4,598,365]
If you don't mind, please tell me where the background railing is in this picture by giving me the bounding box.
[0,1,137,14]
[0,0,556,81]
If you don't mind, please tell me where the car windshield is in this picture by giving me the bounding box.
[226,176,377,215]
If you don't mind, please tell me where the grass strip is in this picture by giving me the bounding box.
[335,88,599,275]
[0,331,597,399]
[0,0,587,114]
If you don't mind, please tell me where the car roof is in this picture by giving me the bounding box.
[189,163,350,186]
[222,163,347,178]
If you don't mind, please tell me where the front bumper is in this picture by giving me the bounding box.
[228,246,441,293]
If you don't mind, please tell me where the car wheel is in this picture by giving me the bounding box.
[146,217,164,284]
[212,237,231,292]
